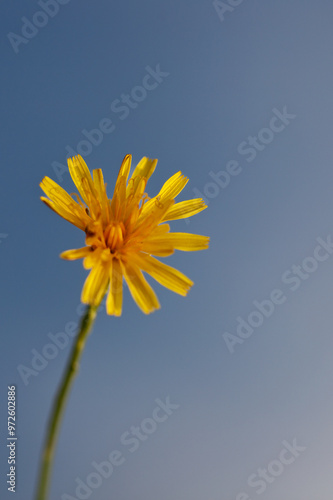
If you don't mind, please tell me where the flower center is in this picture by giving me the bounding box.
[104,222,126,253]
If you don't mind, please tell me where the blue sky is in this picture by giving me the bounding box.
[1,1,333,499]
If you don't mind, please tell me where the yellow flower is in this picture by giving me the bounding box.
[40,155,209,315]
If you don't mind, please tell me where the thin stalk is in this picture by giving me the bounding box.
[35,304,99,500]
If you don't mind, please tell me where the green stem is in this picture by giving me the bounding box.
[35,304,99,500]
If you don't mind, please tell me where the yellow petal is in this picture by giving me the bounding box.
[93,169,109,226]
[40,197,87,230]
[137,222,173,256]
[139,172,187,220]
[83,247,103,269]
[157,171,188,200]
[40,176,89,228]
[116,154,132,186]
[110,174,127,220]
[124,177,147,223]
[106,258,123,316]
[121,261,160,314]
[126,157,157,196]
[40,176,77,208]
[110,155,131,219]
[131,253,193,296]
[140,241,174,257]
[149,224,170,236]
[60,247,92,260]
[162,198,207,221]
[134,199,174,237]
[81,262,110,305]
[145,232,210,251]
[68,156,98,212]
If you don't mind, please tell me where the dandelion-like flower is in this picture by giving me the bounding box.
[40,155,209,315]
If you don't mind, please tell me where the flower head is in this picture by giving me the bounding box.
[40,155,209,315]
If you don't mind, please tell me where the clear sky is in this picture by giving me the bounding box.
[1,1,333,499]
